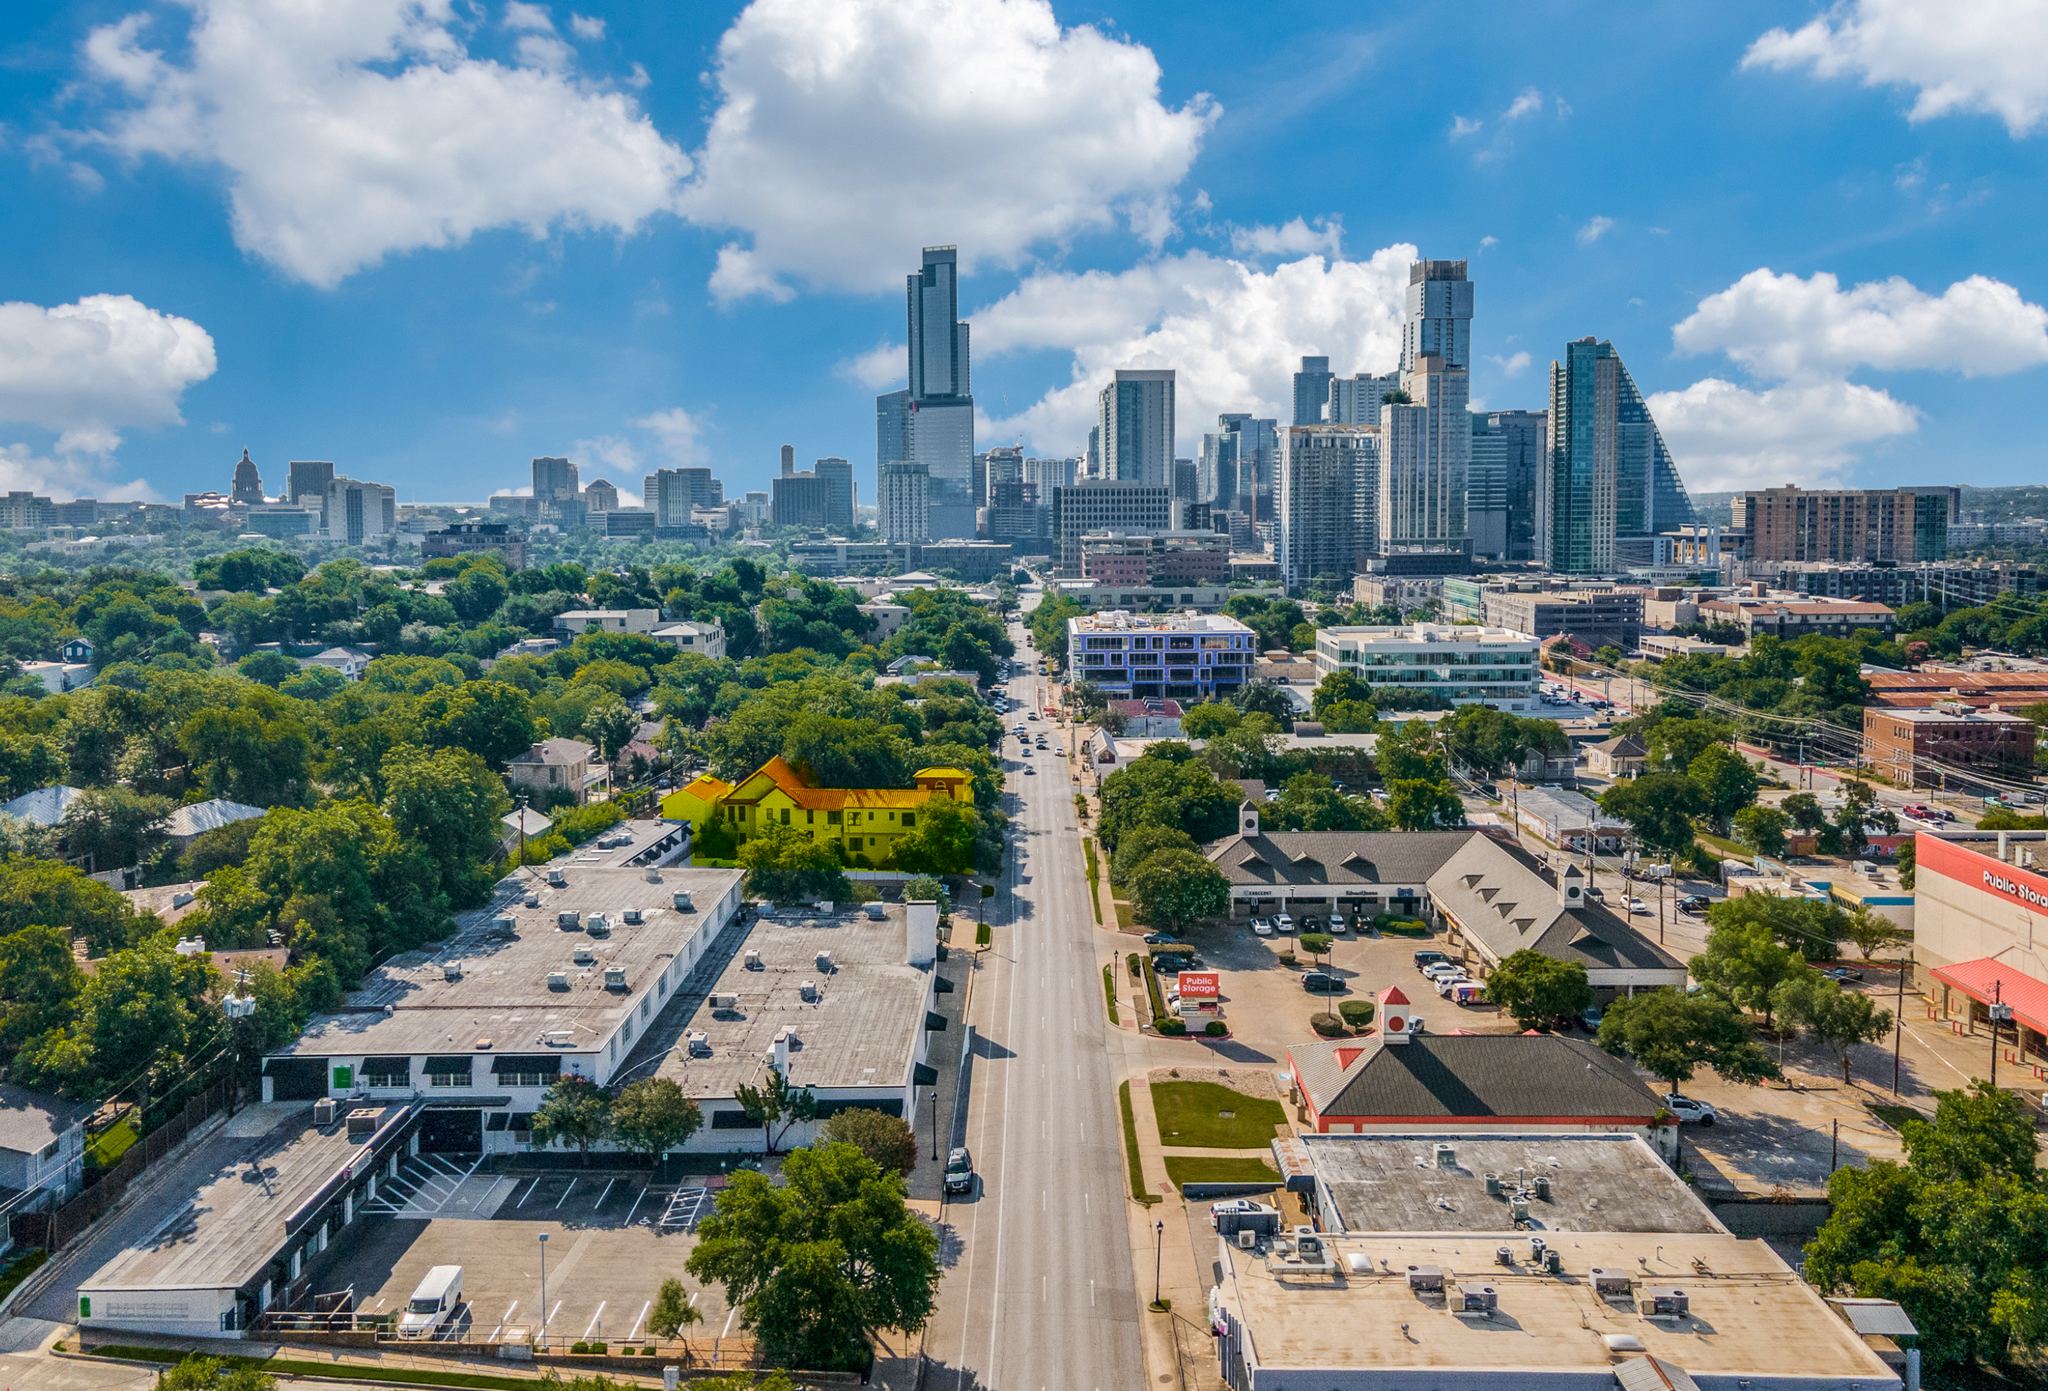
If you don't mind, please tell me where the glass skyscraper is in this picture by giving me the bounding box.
[1292,356,1333,425]
[1541,338,1696,574]
[876,247,976,539]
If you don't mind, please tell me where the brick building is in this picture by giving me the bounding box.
[1862,703,2037,788]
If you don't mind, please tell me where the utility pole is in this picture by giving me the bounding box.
[1893,952,1907,1095]
[1990,980,2011,1090]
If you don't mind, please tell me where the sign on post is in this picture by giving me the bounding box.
[1176,971,1220,999]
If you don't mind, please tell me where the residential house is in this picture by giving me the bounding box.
[1583,732,1647,779]
[1108,698,1184,736]
[506,738,606,806]
[0,785,84,827]
[302,647,372,681]
[165,799,266,851]
[661,756,972,865]
[0,1084,90,1238]
[551,609,660,639]
[647,620,725,660]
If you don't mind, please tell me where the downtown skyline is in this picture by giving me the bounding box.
[3,0,2047,507]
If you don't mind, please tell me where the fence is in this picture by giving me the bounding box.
[13,1079,230,1253]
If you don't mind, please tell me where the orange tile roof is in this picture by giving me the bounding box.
[724,756,966,811]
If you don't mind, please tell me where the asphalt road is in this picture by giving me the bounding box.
[920,625,1145,1391]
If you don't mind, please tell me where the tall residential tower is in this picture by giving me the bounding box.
[877,246,976,538]
[1539,338,1697,574]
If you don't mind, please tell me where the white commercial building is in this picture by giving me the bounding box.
[878,462,931,544]
[1066,609,1255,702]
[1311,623,1539,710]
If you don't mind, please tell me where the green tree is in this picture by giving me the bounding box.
[685,1142,941,1371]
[1686,744,1760,833]
[892,798,978,877]
[1772,972,1895,1083]
[1310,671,1371,719]
[1598,772,1703,858]
[1374,719,1448,783]
[1298,932,1333,974]
[1441,704,1567,779]
[155,1354,279,1391]
[17,936,214,1102]
[821,1107,920,1176]
[179,697,315,807]
[0,855,153,957]
[1731,804,1790,858]
[1385,778,1465,831]
[1843,905,1904,961]
[1834,779,1897,857]
[1125,848,1230,930]
[58,786,172,874]
[1177,700,1241,740]
[1688,919,1810,1030]
[1232,681,1296,729]
[736,1066,819,1153]
[1597,989,1780,1091]
[739,823,854,904]
[649,1275,703,1338]
[1265,773,1388,833]
[610,1076,704,1166]
[583,692,639,779]
[531,1074,613,1166]
[0,923,83,1071]
[380,745,510,907]
[236,651,298,687]
[1900,1081,2040,1186]
[1483,950,1592,1030]
[1644,715,1733,774]
[1107,825,1199,887]
[1096,746,1243,851]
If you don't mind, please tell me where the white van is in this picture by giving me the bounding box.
[399,1265,464,1338]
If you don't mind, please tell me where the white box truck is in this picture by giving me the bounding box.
[399,1266,464,1338]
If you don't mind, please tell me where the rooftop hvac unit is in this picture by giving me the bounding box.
[1641,1288,1689,1318]
[673,891,694,911]
[623,909,643,925]
[710,992,739,1010]
[1496,1246,1513,1267]
[494,916,517,932]
[1509,1195,1529,1221]
[603,967,627,989]
[558,911,580,929]
[346,1108,379,1136]
[1405,1265,1443,1292]
[586,913,609,934]
[542,1028,575,1046]
[743,949,762,970]
[816,950,835,972]
[1590,1268,1633,1297]
[313,1098,337,1125]
[1433,1142,1457,1169]
[548,971,568,990]
[1528,1237,1547,1263]
[645,869,662,884]
[546,870,567,887]
[799,981,818,1002]
[524,895,540,909]
[1544,1249,1562,1274]
[1484,1173,1501,1196]
[687,1031,710,1055]
[573,946,596,965]
[1238,1230,1257,1251]
[1532,1174,1552,1200]
[443,964,462,981]
[1460,1285,1498,1314]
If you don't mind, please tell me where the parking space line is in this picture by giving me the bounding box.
[556,1178,577,1209]
[546,1300,562,1333]
[624,1184,648,1225]
[594,1178,616,1211]
[582,1302,606,1339]
[516,1178,542,1208]
[627,1301,650,1340]
[489,1301,518,1341]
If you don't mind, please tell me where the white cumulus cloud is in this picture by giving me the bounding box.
[835,341,906,390]
[1229,217,1343,258]
[1449,114,1482,140]
[80,0,692,287]
[1649,378,1919,491]
[1487,351,1531,377]
[569,13,606,40]
[0,293,217,458]
[1743,0,2048,136]
[1672,267,2048,381]
[1502,88,1543,121]
[678,0,1218,302]
[1575,216,1613,246]
[974,246,1415,456]
[635,407,710,464]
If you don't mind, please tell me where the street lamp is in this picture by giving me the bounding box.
[929,1088,940,1162]
[538,1232,550,1342]
[1153,1220,1164,1309]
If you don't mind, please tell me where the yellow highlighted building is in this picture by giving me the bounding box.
[662,756,972,860]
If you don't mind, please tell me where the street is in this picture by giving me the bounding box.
[918,621,1146,1391]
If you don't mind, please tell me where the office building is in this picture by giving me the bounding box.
[1326,371,1401,426]
[985,480,1046,546]
[771,472,831,527]
[1756,561,2037,608]
[1065,610,1256,701]
[1172,458,1198,503]
[1198,414,1280,517]
[1097,369,1175,487]
[317,476,396,545]
[1540,337,1697,574]
[1050,481,1174,570]
[876,388,910,469]
[1380,352,1468,554]
[1863,704,2036,788]
[1469,409,1546,560]
[581,479,619,512]
[1697,595,1897,642]
[1312,623,1540,711]
[878,462,931,543]
[643,467,721,527]
[1080,530,1230,587]
[0,492,56,529]
[1292,355,1334,425]
[1731,485,1955,564]
[813,457,856,530]
[532,456,579,502]
[1482,586,1645,648]
[422,521,527,569]
[1275,425,1379,590]
[601,509,656,541]
[870,246,977,539]
[1023,456,1078,494]
[1402,259,1474,373]
[228,449,264,505]
[286,460,334,507]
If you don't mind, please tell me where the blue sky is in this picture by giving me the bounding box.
[2,0,2045,507]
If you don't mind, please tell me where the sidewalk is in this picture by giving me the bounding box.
[1117,1066,1207,1391]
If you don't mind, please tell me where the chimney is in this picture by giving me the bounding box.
[781,444,795,477]
[905,899,939,965]
[1241,800,1260,837]
[1558,861,1586,907]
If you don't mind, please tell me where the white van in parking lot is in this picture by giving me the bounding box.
[399,1266,464,1338]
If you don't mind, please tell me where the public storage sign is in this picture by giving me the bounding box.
[1176,971,1221,998]
[1920,834,2048,912]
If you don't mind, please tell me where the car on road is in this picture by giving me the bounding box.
[1251,918,1275,937]
[1479,782,1499,800]
[1028,711,1039,720]
[1414,949,1450,970]
[1143,932,1181,945]
[1578,1004,1603,1034]
[1300,971,1343,993]
[1273,913,1295,933]
[945,1147,976,1193]
[1626,897,1650,914]
[1662,1094,1717,1126]
[1676,895,1712,914]
[1024,765,1036,774]
[1821,965,1865,983]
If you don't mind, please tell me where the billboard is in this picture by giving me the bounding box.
[1176,971,1220,999]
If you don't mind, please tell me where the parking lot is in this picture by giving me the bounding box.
[317,1166,731,1346]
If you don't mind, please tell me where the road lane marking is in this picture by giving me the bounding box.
[489,1301,518,1342]
[594,1178,616,1211]
[623,1182,648,1225]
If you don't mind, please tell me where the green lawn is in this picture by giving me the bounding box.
[1150,1080,1287,1148]
[1869,1102,1925,1132]
[1114,900,1135,929]
[1695,832,1744,859]
[1102,962,1119,1025]
[80,1348,567,1390]
[1082,838,1102,923]
[1164,1156,1282,1187]
[1118,1080,1159,1205]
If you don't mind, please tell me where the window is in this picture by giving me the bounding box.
[39,1140,59,1161]
[901,813,915,827]
[428,1070,469,1088]
[827,810,842,824]
[806,810,814,824]
[780,808,790,825]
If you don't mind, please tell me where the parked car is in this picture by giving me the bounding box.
[1328,915,1348,933]
[1422,962,1466,982]
[1414,950,1450,970]
[1299,915,1322,932]
[1821,966,1865,983]
[1578,1004,1603,1034]
[1663,1094,1717,1126]
[1584,886,1605,900]
[1300,971,1343,993]
[1252,918,1275,937]
[1209,1198,1273,1226]
[1143,932,1181,946]
[945,1147,976,1193]
[1433,973,1471,996]
[1274,913,1295,933]
[1676,895,1711,914]
[1626,898,1650,914]
[399,1266,465,1338]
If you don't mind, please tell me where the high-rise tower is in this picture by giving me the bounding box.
[1540,338,1696,574]
[1292,356,1334,425]
[1097,370,1176,487]
[1379,259,1472,557]
[884,245,975,539]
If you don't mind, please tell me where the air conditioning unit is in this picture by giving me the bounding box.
[313,1098,337,1125]
[494,916,517,932]
[1433,1142,1457,1169]
[1459,1285,1498,1314]
[557,911,580,929]
[710,992,739,1010]
[547,971,568,990]
[644,869,662,884]
[816,950,835,972]
[1532,1174,1552,1200]
[443,964,462,981]
[524,895,540,908]
[623,909,643,925]
[1495,1246,1514,1267]
[687,1031,710,1055]
[546,870,567,887]
[586,913,608,933]
[1641,1288,1689,1318]
[799,981,818,1002]
[673,891,694,911]
[743,950,762,970]
[573,946,596,965]
[542,1028,575,1046]
[1237,1230,1256,1250]
[1528,1237,1547,1264]
[603,967,627,989]
[1405,1264,1443,1292]
[1590,1268,1633,1297]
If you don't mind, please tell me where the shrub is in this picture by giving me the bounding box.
[573,1341,590,1354]
[1204,1020,1227,1036]
[975,922,991,946]
[1337,999,1375,1028]
[1158,1017,1187,1036]
[1310,1013,1346,1037]
[1277,949,1298,967]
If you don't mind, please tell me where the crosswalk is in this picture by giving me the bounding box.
[359,1152,485,1218]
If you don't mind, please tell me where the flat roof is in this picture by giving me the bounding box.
[82,1102,406,1295]
[275,865,741,1060]
[1219,1228,1896,1384]
[620,905,933,1099]
[549,817,690,869]
[1067,611,1253,634]
[1303,1134,1719,1235]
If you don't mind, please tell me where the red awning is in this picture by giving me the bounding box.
[1931,958,2048,1037]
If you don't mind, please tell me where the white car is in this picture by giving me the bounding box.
[1434,973,1471,996]
[1422,962,1466,982]
[1273,913,1295,933]
[1663,1094,1718,1126]
[1252,918,1275,937]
